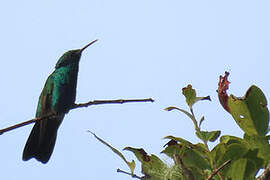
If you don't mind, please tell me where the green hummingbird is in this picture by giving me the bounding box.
[23,39,98,163]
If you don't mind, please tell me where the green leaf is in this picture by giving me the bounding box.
[182,84,211,108]
[162,141,210,170]
[199,116,205,128]
[212,135,264,178]
[243,149,264,172]
[164,136,210,159]
[164,107,200,131]
[226,158,257,180]
[244,159,257,179]
[220,135,246,145]
[164,135,194,147]
[216,143,248,177]
[162,145,210,179]
[182,84,197,107]
[228,85,269,136]
[89,131,135,174]
[244,133,270,162]
[226,158,247,180]
[196,130,221,143]
[123,147,150,163]
[222,143,248,162]
[210,143,248,177]
[180,145,211,170]
[164,106,194,121]
[210,143,226,166]
[124,147,183,180]
[161,144,182,159]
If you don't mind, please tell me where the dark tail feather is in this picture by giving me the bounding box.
[22,115,64,163]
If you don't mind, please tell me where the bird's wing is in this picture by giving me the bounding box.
[36,73,55,118]
[23,72,64,163]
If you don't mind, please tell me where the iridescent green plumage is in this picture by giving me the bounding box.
[23,40,97,163]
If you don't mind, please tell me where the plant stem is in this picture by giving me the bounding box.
[190,107,200,132]
[190,107,210,152]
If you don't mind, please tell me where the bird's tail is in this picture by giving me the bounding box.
[22,114,64,163]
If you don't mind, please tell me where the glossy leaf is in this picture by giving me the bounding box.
[226,158,247,180]
[182,84,197,107]
[124,147,183,180]
[162,141,210,170]
[244,133,270,161]
[222,143,248,162]
[226,158,257,180]
[182,84,211,108]
[220,135,247,146]
[180,146,211,170]
[243,149,264,172]
[216,143,248,177]
[164,135,194,147]
[161,144,182,159]
[210,143,227,168]
[228,85,269,136]
[164,106,194,122]
[164,136,209,158]
[196,130,221,142]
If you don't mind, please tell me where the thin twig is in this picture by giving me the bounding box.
[117,168,142,179]
[207,160,231,180]
[0,98,154,135]
[257,163,270,180]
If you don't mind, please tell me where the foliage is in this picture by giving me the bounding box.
[92,72,270,180]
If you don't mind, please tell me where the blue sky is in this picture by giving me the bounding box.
[0,0,270,179]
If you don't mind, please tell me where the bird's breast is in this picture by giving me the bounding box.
[52,65,79,113]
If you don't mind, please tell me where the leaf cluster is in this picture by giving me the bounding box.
[92,72,270,180]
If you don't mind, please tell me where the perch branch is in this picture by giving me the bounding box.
[0,114,55,135]
[0,98,154,135]
[72,98,154,108]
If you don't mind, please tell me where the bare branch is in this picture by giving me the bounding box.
[117,168,142,179]
[207,160,231,180]
[72,98,154,109]
[0,98,154,135]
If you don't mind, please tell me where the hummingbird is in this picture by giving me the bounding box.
[23,39,98,163]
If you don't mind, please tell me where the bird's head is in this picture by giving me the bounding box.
[55,39,98,69]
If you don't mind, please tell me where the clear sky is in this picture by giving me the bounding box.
[0,0,270,179]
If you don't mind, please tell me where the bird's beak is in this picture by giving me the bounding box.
[80,39,98,53]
